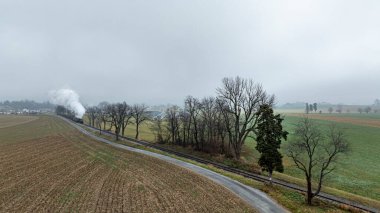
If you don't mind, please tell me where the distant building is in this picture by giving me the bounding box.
[147,111,165,119]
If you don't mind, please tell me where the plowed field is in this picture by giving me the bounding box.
[288,113,380,128]
[0,115,37,129]
[0,116,254,212]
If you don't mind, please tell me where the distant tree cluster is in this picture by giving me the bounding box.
[86,102,149,141]
[0,100,55,111]
[154,76,276,160]
[305,102,317,114]
[358,104,378,114]
[304,102,380,114]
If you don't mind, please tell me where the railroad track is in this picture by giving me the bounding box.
[80,122,378,213]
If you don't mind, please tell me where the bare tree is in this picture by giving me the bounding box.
[93,107,102,134]
[133,104,149,139]
[107,103,127,141]
[185,96,201,149]
[86,106,97,127]
[121,103,133,137]
[364,106,372,114]
[216,76,274,159]
[358,107,363,114]
[215,98,229,155]
[328,107,333,114]
[95,103,109,134]
[179,110,191,147]
[286,118,349,205]
[200,97,219,152]
[216,98,235,157]
[150,116,166,143]
[165,105,181,144]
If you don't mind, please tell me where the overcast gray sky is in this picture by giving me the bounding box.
[0,0,379,106]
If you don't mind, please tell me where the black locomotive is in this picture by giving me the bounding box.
[56,105,83,124]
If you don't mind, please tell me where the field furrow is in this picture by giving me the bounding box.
[0,116,255,213]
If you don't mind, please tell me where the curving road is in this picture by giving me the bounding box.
[61,117,288,213]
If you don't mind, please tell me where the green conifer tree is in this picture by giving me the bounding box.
[256,104,288,184]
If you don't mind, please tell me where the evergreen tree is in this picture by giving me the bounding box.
[255,104,288,184]
[313,103,317,112]
[309,104,314,113]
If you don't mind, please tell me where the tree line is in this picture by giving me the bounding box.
[151,76,276,160]
[152,75,349,205]
[306,101,380,114]
[305,103,318,114]
[82,76,350,206]
[0,100,55,111]
[86,102,149,141]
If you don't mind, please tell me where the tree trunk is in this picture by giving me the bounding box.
[306,178,313,205]
[135,124,139,139]
[234,149,241,160]
[227,141,231,157]
[234,142,242,160]
[115,128,119,141]
[220,135,225,154]
[182,130,186,147]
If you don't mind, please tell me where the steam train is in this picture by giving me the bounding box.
[57,112,83,124]
[72,117,84,124]
[56,105,83,124]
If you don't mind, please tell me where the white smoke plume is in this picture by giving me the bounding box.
[49,88,86,118]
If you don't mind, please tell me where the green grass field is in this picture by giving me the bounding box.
[122,121,155,141]
[243,113,380,206]
[283,115,380,199]
[84,117,156,142]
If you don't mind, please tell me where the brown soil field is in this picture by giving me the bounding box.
[0,116,254,213]
[0,115,38,128]
[288,113,380,128]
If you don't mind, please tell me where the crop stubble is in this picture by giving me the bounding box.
[0,116,254,213]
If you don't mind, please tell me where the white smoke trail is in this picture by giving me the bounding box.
[49,88,85,118]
